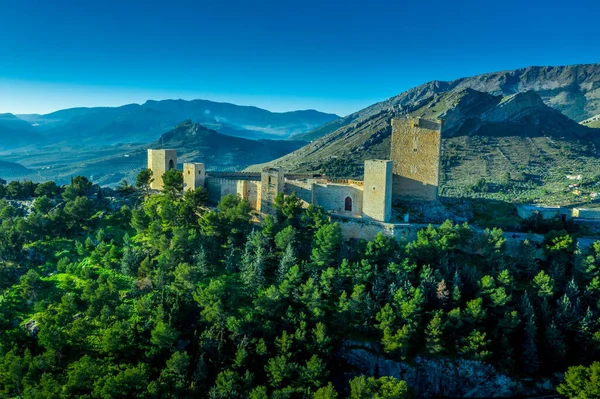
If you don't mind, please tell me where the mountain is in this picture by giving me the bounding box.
[290,63,600,144]
[0,113,45,150]
[16,99,339,145]
[0,160,32,177]
[151,120,307,170]
[253,63,600,204]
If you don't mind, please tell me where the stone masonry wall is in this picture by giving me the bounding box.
[390,118,442,202]
[236,180,262,210]
[313,183,363,217]
[183,163,205,192]
[362,160,392,222]
[573,208,600,219]
[284,180,314,206]
[148,149,177,190]
[261,168,285,215]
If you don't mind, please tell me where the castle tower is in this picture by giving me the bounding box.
[148,149,177,190]
[390,118,442,202]
[260,167,285,215]
[183,163,205,192]
[362,160,393,222]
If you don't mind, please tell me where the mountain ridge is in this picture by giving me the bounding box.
[252,63,600,204]
[8,98,339,148]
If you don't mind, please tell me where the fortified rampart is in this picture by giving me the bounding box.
[146,116,443,225]
[313,183,363,217]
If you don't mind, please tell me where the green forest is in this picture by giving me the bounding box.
[1,171,600,398]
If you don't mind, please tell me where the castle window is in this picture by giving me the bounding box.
[412,136,418,152]
[168,159,175,170]
[268,176,272,184]
[344,196,352,212]
[188,170,191,175]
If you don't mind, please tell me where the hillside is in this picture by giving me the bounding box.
[290,63,600,144]
[581,114,600,128]
[254,69,600,204]
[17,99,339,145]
[0,113,45,150]
[152,120,307,170]
[0,160,32,178]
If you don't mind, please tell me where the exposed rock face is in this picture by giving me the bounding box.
[340,341,555,398]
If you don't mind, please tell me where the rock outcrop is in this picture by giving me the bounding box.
[340,341,556,398]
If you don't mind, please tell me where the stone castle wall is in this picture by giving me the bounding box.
[391,118,442,202]
[284,180,314,205]
[333,215,425,242]
[261,168,285,215]
[148,149,177,190]
[237,180,262,210]
[362,160,392,222]
[313,183,363,217]
[572,208,600,219]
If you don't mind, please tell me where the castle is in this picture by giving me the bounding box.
[147,117,443,224]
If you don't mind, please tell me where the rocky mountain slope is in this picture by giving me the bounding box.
[12,99,339,147]
[254,63,600,204]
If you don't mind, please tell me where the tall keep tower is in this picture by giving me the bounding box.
[390,118,442,202]
[148,149,177,190]
[260,167,285,215]
[362,160,392,222]
[183,163,205,192]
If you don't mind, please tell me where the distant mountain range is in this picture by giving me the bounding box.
[0,99,339,150]
[253,63,600,204]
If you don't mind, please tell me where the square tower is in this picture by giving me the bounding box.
[183,163,205,192]
[148,149,177,190]
[260,167,285,215]
[390,118,442,202]
[362,160,393,222]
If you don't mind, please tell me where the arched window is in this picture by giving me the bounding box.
[168,159,175,170]
[344,196,352,212]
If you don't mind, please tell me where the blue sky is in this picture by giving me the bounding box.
[0,0,598,116]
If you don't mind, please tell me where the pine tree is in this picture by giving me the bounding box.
[277,243,297,284]
[451,269,462,304]
[425,311,446,355]
[544,320,566,364]
[521,315,540,375]
[240,246,266,292]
